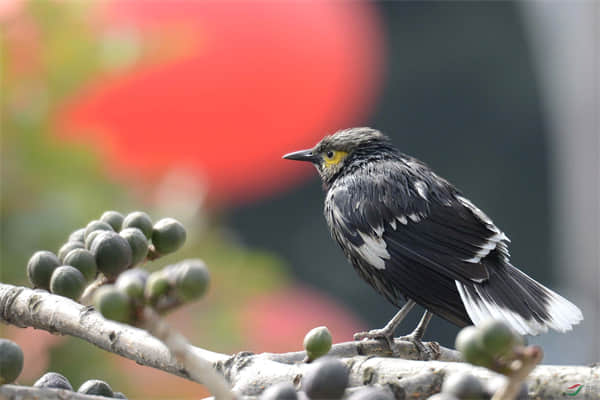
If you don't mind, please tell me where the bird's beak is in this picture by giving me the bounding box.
[282,148,318,163]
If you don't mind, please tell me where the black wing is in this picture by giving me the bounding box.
[325,159,509,325]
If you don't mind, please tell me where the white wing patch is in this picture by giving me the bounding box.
[372,225,384,237]
[408,213,421,223]
[456,195,510,263]
[355,230,390,270]
[415,181,428,200]
[327,189,390,271]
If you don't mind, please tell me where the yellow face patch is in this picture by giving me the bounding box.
[323,150,348,166]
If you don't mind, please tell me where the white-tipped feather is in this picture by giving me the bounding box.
[457,193,511,264]
[455,279,582,335]
[373,225,384,237]
[511,268,583,332]
[408,213,421,223]
[465,232,509,263]
[457,195,494,226]
[355,231,390,270]
[415,181,428,200]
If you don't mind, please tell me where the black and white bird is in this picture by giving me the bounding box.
[283,127,583,353]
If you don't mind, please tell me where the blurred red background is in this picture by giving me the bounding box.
[59,1,385,204]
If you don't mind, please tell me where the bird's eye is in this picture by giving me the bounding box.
[322,150,348,166]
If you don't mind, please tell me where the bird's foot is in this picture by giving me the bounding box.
[398,333,436,361]
[353,328,395,350]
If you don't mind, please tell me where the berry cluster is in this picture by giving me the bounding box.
[25,210,208,324]
[455,320,526,372]
[427,320,532,400]
[94,260,209,323]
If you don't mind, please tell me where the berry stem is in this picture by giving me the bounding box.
[139,307,236,400]
[491,345,543,400]
[79,275,110,305]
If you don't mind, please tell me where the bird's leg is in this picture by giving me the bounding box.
[353,299,416,348]
[399,310,435,360]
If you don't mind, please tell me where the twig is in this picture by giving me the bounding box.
[79,275,110,305]
[140,307,236,400]
[491,346,544,400]
[146,244,161,261]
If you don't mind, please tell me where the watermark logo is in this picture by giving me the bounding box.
[566,384,583,396]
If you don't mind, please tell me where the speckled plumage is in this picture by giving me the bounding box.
[285,127,583,336]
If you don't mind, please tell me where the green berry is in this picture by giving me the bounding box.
[479,320,519,357]
[302,357,348,399]
[68,228,86,243]
[91,231,133,277]
[33,372,73,390]
[303,326,332,361]
[122,211,153,239]
[63,248,97,282]
[116,268,148,301]
[441,372,486,400]
[58,241,85,262]
[50,266,86,300]
[174,260,210,301]
[152,218,186,255]
[261,382,298,400]
[455,326,494,368]
[85,230,102,249]
[27,250,61,290]
[84,220,114,240]
[120,228,149,266]
[0,339,24,384]
[145,271,170,303]
[78,379,114,397]
[100,210,124,232]
[94,285,132,323]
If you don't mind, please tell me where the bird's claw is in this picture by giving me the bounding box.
[353,329,395,350]
[398,333,434,361]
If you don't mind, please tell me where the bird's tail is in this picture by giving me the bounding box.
[455,263,583,335]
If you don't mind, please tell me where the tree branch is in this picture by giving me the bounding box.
[1,283,597,399]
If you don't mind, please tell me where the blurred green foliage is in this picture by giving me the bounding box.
[1,1,127,284]
[1,1,290,395]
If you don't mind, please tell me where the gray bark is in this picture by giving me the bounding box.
[1,283,597,399]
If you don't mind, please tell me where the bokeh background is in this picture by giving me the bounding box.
[1,1,598,398]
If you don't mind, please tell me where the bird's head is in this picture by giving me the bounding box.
[283,127,390,185]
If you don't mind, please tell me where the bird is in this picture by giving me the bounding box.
[283,127,583,356]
